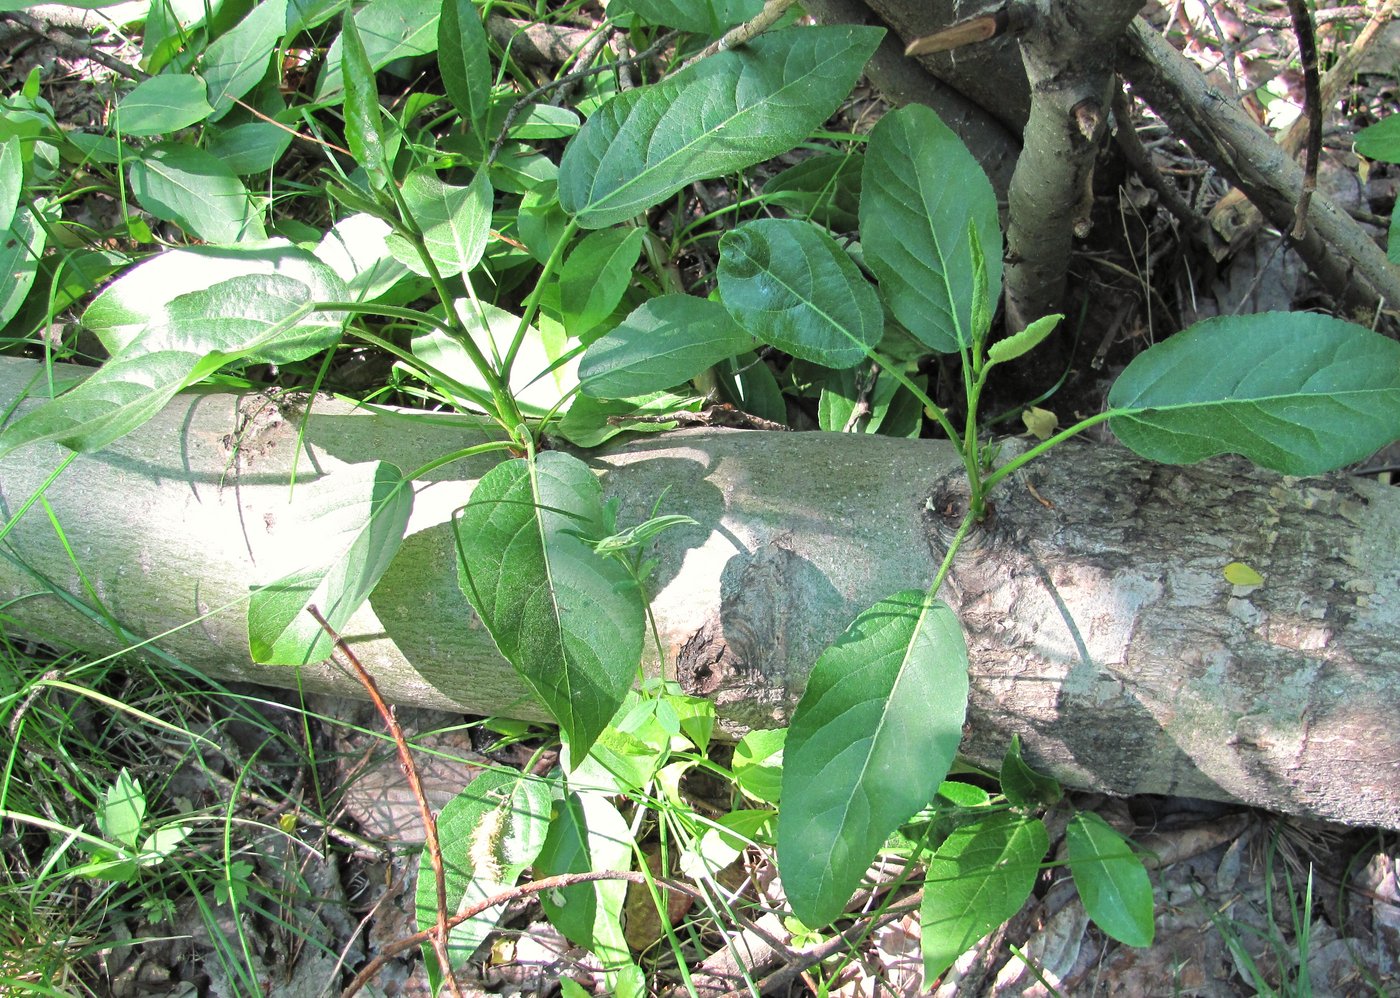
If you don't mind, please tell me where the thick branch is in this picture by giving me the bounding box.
[1,358,1397,829]
[1002,0,1142,329]
[1120,19,1400,317]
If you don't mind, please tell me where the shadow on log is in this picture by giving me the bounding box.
[1,357,1397,829]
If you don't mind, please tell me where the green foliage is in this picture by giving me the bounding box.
[247,460,413,665]
[717,217,884,370]
[1065,812,1156,947]
[5,2,1399,989]
[861,103,1002,353]
[1107,312,1400,475]
[454,452,645,760]
[778,592,968,927]
[415,768,551,976]
[920,812,1048,981]
[557,25,882,227]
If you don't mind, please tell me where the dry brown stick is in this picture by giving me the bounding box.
[309,606,464,998]
[0,10,148,82]
[681,0,801,69]
[1208,0,1399,236]
[1286,0,1321,239]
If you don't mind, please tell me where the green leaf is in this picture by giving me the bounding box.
[999,734,1062,810]
[732,728,785,804]
[778,591,969,927]
[579,294,753,398]
[509,104,581,140]
[339,7,391,192]
[762,151,863,232]
[0,136,21,231]
[1065,811,1155,947]
[1390,200,1400,265]
[616,0,763,34]
[0,275,327,457]
[454,452,645,759]
[386,167,491,277]
[1106,312,1400,475]
[115,75,214,136]
[560,227,644,337]
[558,25,882,228]
[247,462,413,666]
[0,204,45,328]
[439,0,492,131]
[860,103,1002,353]
[1355,114,1400,164]
[718,218,882,370]
[921,813,1048,982]
[83,241,347,355]
[534,790,632,965]
[98,770,145,850]
[416,768,551,969]
[204,120,296,176]
[318,0,440,100]
[201,0,287,120]
[412,300,577,415]
[987,313,1063,367]
[138,823,192,865]
[127,142,266,244]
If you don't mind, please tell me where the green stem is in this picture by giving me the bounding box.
[352,328,498,413]
[926,507,977,602]
[404,440,517,482]
[979,409,1120,494]
[869,349,986,511]
[504,216,580,378]
[382,181,527,438]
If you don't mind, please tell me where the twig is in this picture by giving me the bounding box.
[342,869,710,997]
[0,10,147,82]
[488,29,679,166]
[1111,88,1206,240]
[309,607,464,998]
[681,0,801,69]
[1286,0,1321,239]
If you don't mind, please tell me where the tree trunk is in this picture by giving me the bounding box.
[1,357,1397,829]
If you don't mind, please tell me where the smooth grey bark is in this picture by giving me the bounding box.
[1001,0,1142,330]
[1,357,1398,829]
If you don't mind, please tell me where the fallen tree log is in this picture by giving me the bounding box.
[1,356,1397,829]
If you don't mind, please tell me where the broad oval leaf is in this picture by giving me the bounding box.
[128,142,266,244]
[0,349,209,459]
[579,294,753,398]
[1106,312,1400,475]
[999,734,1062,810]
[861,103,1002,353]
[0,274,327,457]
[412,300,578,415]
[385,167,491,277]
[560,226,644,337]
[415,768,552,971]
[83,240,347,355]
[778,591,969,927]
[558,25,882,228]
[921,813,1048,982]
[114,74,213,135]
[247,461,413,666]
[455,451,645,759]
[1065,811,1155,947]
[718,218,882,370]
[439,0,492,131]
